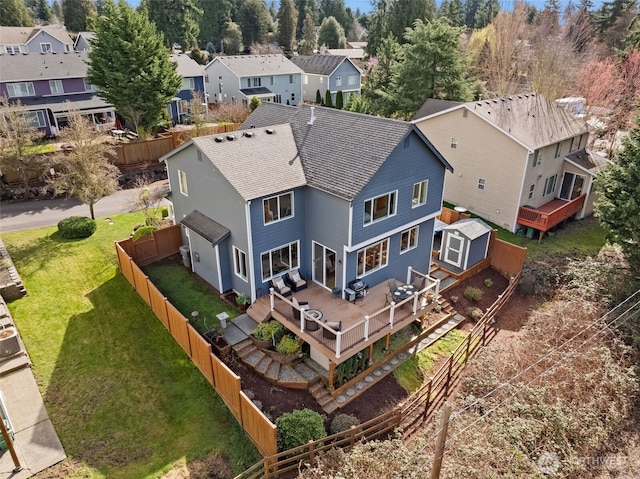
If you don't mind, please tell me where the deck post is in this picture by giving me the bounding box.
[368,344,374,362]
[389,303,395,328]
[407,265,412,285]
[385,333,391,351]
[435,278,441,300]
[336,331,342,358]
[300,309,305,332]
[412,294,418,314]
[328,362,335,389]
[364,315,370,340]
[269,287,275,310]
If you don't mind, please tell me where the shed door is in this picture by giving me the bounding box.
[444,234,464,268]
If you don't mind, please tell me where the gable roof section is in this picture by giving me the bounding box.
[180,210,230,245]
[191,123,306,201]
[0,51,89,82]
[290,54,360,76]
[27,26,73,46]
[241,103,451,200]
[443,218,492,240]
[169,53,204,78]
[466,93,589,150]
[412,99,461,121]
[74,31,95,49]
[206,54,303,77]
[0,27,32,45]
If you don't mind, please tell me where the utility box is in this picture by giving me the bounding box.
[344,288,356,303]
[179,245,191,268]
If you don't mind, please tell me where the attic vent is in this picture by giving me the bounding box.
[243,131,253,138]
[226,135,235,141]
[266,128,274,134]
[214,136,224,142]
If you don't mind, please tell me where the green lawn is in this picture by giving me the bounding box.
[2,213,259,478]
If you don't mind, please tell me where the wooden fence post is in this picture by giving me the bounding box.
[482,321,488,346]
[308,440,315,462]
[430,403,452,479]
[422,379,433,425]
[465,333,472,361]
[444,356,454,397]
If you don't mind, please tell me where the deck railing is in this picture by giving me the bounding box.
[517,194,586,231]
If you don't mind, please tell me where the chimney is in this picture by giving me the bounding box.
[307,106,316,126]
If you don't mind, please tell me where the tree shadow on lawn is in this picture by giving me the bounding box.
[42,274,259,478]
[4,231,78,280]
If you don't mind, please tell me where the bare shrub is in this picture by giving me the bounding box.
[209,103,251,124]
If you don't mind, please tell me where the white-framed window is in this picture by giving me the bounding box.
[23,111,46,128]
[49,80,64,94]
[6,82,35,97]
[84,79,98,92]
[261,241,299,281]
[5,45,20,54]
[289,74,298,84]
[528,184,535,199]
[554,142,562,158]
[270,76,275,85]
[412,180,428,207]
[336,76,342,87]
[543,174,557,196]
[532,150,542,167]
[40,42,52,53]
[233,247,248,281]
[274,94,282,103]
[181,77,195,90]
[477,178,486,190]
[178,100,189,114]
[303,75,308,85]
[400,226,419,253]
[178,170,188,196]
[450,137,458,149]
[263,192,293,224]
[364,191,397,225]
[348,75,358,85]
[357,238,389,276]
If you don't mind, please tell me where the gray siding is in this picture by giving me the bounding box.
[26,31,70,52]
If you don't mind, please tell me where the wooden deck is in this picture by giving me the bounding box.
[517,194,586,238]
[249,271,441,366]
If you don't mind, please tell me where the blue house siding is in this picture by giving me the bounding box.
[328,61,360,102]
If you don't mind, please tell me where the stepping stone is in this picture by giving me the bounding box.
[355,382,365,390]
[454,314,464,321]
[336,395,346,403]
[364,375,374,383]
[373,369,382,377]
[324,402,339,414]
[398,353,408,360]
[428,333,437,339]
[346,388,356,397]
[390,358,399,365]
[435,328,445,334]
[382,364,391,371]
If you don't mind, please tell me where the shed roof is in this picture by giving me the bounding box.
[180,210,230,245]
[207,54,303,77]
[0,51,88,82]
[443,218,492,240]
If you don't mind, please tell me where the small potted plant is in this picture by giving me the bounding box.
[275,335,301,362]
[236,293,251,312]
[251,320,284,349]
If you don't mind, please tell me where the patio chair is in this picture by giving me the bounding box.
[286,269,307,292]
[412,277,425,291]
[384,291,394,306]
[291,296,309,319]
[271,275,292,297]
[388,278,397,292]
[323,321,341,340]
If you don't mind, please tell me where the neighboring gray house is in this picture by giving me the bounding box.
[0,25,74,54]
[291,55,361,105]
[74,31,95,51]
[0,51,115,136]
[168,53,206,124]
[204,55,303,107]
[439,218,492,270]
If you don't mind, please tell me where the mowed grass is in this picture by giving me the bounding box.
[2,213,259,478]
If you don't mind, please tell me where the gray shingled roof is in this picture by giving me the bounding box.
[466,93,589,150]
[180,210,230,245]
[240,103,450,200]
[192,124,306,201]
[0,26,32,45]
[207,54,303,77]
[290,55,352,76]
[412,99,461,121]
[18,93,112,112]
[0,51,88,82]
[443,218,492,240]
[169,53,204,78]
[565,148,609,175]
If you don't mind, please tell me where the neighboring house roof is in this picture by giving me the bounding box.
[240,103,451,201]
[191,123,306,201]
[291,54,361,76]
[565,148,609,175]
[17,93,112,113]
[206,54,303,77]
[169,53,204,78]
[326,48,365,59]
[0,51,89,82]
[0,26,32,45]
[347,42,367,49]
[27,26,73,46]
[180,210,230,245]
[443,218,492,240]
[412,99,461,120]
[74,31,95,49]
[239,87,273,97]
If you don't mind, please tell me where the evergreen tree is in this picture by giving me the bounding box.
[464,0,482,28]
[361,35,401,116]
[392,18,474,118]
[439,0,464,27]
[298,12,316,54]
[319,0,353,39]
[87,0,181,137]
[295,0,317,39]
[335,90,343,109]
[474,0,500,29]
[198,0,232,53]
[51,0,63,21]
[315,89,322,103]
[317,15,346,48]
[594,106,640,270]
[141,0,201,49]
[62,0,96,32]
[238,0,272,46]
[388,0,436,42]
[0,0,35,26]
[277,0,298,54]
[250,96,262,111]
[222,20,243,54]
[365,0,391,57]
[325,89,333,107]
[35,0,52,21]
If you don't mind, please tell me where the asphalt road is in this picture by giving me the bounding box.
[0,186,156,233]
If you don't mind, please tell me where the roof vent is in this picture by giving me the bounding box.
[307,106,316,125]
[226,134,235,141]
[243,131,253,138]
[266,128,274,134]
[214,136,224,142]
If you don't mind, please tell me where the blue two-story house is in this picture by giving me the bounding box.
[291,54,361,106]
[168,53,206,125]
[162,104,452,369]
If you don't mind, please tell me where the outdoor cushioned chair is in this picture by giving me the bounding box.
[323,321,341,340]
[271,275,292,297]
[286,269,307,292]
[291,296,309,319]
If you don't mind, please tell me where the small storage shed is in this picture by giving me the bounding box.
[439,218,492,270]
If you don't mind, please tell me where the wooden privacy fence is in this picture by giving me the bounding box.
[400,273,521,435]
[115,241,277,457]
[116,224,182,266]
[489,238,527,278]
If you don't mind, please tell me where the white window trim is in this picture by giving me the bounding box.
[261,240,299,281]
[233,247,248,281]
[83,79,98,92]
[263,192,294,225]
[336,76,342,87]
[412,180,428,208]
[543,174,557,197]
[357,238,389,276]
[400,226,419,253]
[533,150,542,167]
[49,80,64,94]
[450,137,458,149]
[40,42,52,53]
[363,190,397,226]
[528,184,535,199]
[477,178,486,190]
[24,111,46,128]
[182,77,195,90]
[5,45,20,54]
[7,82,35,98]
[178,170,188,196]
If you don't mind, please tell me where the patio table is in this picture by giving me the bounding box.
[393,284,415,301]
